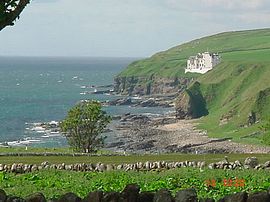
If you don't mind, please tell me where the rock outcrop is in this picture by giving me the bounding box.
[175,82,208,119]
[175,91,193,119]
[114,76,191,96]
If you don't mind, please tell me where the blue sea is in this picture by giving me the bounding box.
[0,57,172,147]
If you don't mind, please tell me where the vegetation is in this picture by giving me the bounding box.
[0,168,270,200]
[117,28,270,146]
[260,118,270,145]
[0,153,269,165]
[195,49,270,145]
[118,28,270,78]
[0,0,30,31]
[186,81,208,118]
[60,101,111,153]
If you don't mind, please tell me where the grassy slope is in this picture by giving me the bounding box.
[118,28,270,78]
[197,48,270,144]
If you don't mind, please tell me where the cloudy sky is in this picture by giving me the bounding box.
[0,0,269,57]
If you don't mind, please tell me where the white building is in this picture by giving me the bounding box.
[185,52,220,74]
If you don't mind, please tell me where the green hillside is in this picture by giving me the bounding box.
[196,48,270,145]
[118,28,270,78]
[118,28,270,146]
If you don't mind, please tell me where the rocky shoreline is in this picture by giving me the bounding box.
[101,93,177,108]
[106,112,270,154]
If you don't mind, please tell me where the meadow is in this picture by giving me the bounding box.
[0,147,270,200]
[0,147,270,164]
[0,167,269,200]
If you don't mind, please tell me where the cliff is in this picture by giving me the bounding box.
[175,82,208,119]
[114,76,191,95]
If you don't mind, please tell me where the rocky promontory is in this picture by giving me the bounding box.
[102,94,177,108]
[106,111,270,154]
[114,76,192,96]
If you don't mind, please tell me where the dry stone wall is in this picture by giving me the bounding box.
[1,184,270,202]
[1,157,270,174]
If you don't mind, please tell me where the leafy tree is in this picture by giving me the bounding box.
[60,101,111,153]
[0,0,30,31]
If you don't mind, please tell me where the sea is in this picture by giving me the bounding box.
[0,57,172,148]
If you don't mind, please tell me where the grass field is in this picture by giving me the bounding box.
[0,150,269,164]
[0,148,269,200]
[0,168,269,200]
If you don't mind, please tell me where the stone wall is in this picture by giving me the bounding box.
[1,184,270,202]
[1,157,269,173]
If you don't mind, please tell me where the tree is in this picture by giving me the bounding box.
[60,100,111,153]
[0,0,30,31]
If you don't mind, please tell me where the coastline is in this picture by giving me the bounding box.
[2,91,270,154]
[106,112,270,154]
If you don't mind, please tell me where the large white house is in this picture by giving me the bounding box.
[185,52,221,74]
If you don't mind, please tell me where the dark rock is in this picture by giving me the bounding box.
[175,188,197,202]
[175,91,192,119]
[83,191,103,202]
[175,82,208,119]
[131,140,155,151]
[121,184,140,202]
[138,192,154,202]
[244,157,259,169]
[6,196,25,202]
[102,192,121,202]
[264,161,270,168]
[112,115,122,120]
[58,193,81,202]
[25,193,46,202]
[47,199,58,202]
[218,192,247,202]
[247,191,270,202]
[153,189,173,202]
[199,199,215,202]
[248,111,256,126]
[0,189,7,202]
[105,141,125,148]
[114,75,190,96]
[109,98,132,106]
[140,99,158,107]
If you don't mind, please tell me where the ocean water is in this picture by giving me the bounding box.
[0,57,172,147]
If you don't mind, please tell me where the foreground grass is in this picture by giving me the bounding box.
[0,168,270,200]
[0,153,270,165]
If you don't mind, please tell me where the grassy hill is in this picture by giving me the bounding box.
[117,28,270,146]
[118,28,270,78]
[195,48,270,145]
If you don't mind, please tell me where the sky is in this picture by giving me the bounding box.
[0,0,269,57]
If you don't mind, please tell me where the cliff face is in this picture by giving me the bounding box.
[175,81,208,119]
[114,76,192,96]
